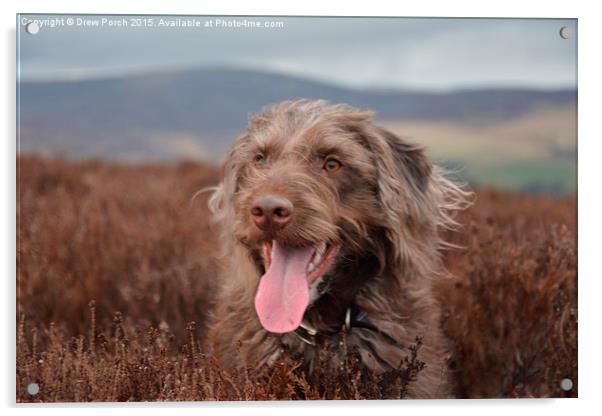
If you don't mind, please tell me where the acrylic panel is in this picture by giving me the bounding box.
[16,14,577,402]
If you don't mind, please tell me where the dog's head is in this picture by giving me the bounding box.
[210,100,463,333]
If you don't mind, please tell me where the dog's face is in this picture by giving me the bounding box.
[211,100,432,334]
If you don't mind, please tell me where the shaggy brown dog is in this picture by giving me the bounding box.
[207,100,470,398]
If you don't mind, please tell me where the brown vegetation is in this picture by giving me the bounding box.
[16,155,577,401]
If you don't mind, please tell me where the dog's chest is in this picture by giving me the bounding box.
[278,323,405,375]
[280,330,355,371]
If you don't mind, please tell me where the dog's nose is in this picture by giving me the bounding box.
[251,195,293,230]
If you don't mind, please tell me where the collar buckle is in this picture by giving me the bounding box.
[294,321,318,345]
[341,307,352,332]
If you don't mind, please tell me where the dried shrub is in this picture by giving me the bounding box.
[17,305,424,401]
[437,189,577,398]
[16,156,577,401]
[17,155,220,340]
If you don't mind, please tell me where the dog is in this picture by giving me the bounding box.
[207,100,470,398]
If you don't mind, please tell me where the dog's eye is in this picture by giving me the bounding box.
[254,153,266,167]
[323,158,343,173]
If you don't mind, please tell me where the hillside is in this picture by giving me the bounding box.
[19,67,576,162]
[384,105,577,193]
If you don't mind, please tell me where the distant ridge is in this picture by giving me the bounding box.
[19,67,576,160]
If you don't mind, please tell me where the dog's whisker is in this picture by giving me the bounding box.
[190,186,218,206]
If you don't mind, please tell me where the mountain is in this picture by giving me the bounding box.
[18,67,577,161]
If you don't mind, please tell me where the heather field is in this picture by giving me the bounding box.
[16,155,577,401]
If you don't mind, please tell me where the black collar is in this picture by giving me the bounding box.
[293,305,403,350]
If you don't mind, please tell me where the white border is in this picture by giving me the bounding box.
[3,1,601,415]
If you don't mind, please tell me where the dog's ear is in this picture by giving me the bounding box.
[364,125,435,269]
[376,127,432,197]
[367,125,432,215]
[367,124,473,272]
[208,133,248,233]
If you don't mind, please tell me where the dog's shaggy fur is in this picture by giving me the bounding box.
[207,100,470,398]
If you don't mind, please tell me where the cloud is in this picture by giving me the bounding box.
[18,16,576,90]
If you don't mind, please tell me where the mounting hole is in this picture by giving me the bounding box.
[25,22,40,35]
[559,26,571,39]
[26,382,40,395]
[560,378,573,391]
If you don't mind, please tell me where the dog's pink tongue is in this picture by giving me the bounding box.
[254,242,314,333]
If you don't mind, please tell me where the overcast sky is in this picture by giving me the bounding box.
[17,15,577,91]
